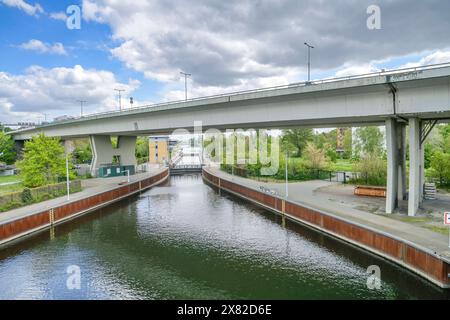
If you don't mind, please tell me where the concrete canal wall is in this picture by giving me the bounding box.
[202,169,450,289]
[0,169,169,246]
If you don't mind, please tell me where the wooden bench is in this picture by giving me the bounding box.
[354,185,386,198]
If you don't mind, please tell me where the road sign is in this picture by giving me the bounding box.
[445,213,450,249]
[445,212,450,225]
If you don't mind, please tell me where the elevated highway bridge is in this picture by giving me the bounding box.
[10,63,450,216]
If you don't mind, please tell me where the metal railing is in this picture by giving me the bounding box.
[170,164,204,169]
[25,62,450,129]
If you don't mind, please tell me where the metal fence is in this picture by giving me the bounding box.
[0,180,82,208]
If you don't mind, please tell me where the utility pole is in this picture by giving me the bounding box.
[180,71,191,101]
[114,88,125,111]
[76,100,87,117]
[304,42,314,82]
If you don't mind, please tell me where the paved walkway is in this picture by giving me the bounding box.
[0,168,166,224]
[207,167,450,260]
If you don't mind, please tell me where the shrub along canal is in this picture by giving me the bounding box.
[0,174,448,299]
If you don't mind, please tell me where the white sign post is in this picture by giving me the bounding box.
[445,212,450,249]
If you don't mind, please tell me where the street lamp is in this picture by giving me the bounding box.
[180,71,191,101]
[114,88,125,111]
[66,154,70,201]
[76,100,86,117]
[122,169,130,183]
[304,42,314,82]
[285,151,289,199]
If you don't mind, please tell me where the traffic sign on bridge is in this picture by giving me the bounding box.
[445,212,450,249]
[445,212,450,225]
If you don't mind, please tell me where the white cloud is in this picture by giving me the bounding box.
[0,0,43,16]
[400,51,450,69]
[19,39,68,55]
[0,65,140,123]
[335,63,378,77]
[79,0,450,100]
[49,11,67,21]
[334,50,450,78]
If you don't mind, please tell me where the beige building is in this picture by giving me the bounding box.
[149,136,169,165]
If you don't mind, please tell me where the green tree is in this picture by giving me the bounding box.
[72,139,92,164]
[342,129,353,159]
[0,131,16,165]
[136,137,149,163]
[0,124,12,133]
[429,151,450,186]
[17,134,74,188]
[281,128,314,157]
[353,126,384,159]
[438,124,450,151]
[313,129,338,161]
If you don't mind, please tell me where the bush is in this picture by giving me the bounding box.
[37,193,51,202]
[21,188,33,204]
[0,181,82,213]
[0,201,22,212]
[352,153,387,186]
[303,142,330,171]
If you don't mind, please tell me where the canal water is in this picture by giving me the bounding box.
[0,175,448,299]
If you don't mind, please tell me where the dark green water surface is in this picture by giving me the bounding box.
[0,175,448,299]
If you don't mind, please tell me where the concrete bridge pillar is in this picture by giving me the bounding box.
[63,140,75,154]
[397,123,407,202]
[420,143,425,205]
[386,119,407,214]
[13,140,25,159]
[386,119,399,214]
[89,135,137,176]
[408,118,421,216]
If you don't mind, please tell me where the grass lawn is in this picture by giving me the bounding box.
[331,159,354,172]
[0,175,23,196]
[0,184,23,196]
[0,175,21,184]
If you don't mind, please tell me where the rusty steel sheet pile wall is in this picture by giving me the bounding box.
[0,211,50,242]
[0,170,169,245]
[202,169,450,288]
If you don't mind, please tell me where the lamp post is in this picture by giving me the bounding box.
[304,42,314,82]
[123,169,130,183]
[76,100,86,117]
[180,71,191,101]
[114,88,125,111]
[66,154,70,201]
[285,151,289,199]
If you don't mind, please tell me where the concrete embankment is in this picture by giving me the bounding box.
[202,168,450,289]
[0,169,169,246]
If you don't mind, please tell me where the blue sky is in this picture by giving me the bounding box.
[0,0,449,123]
[0,0,165,107]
